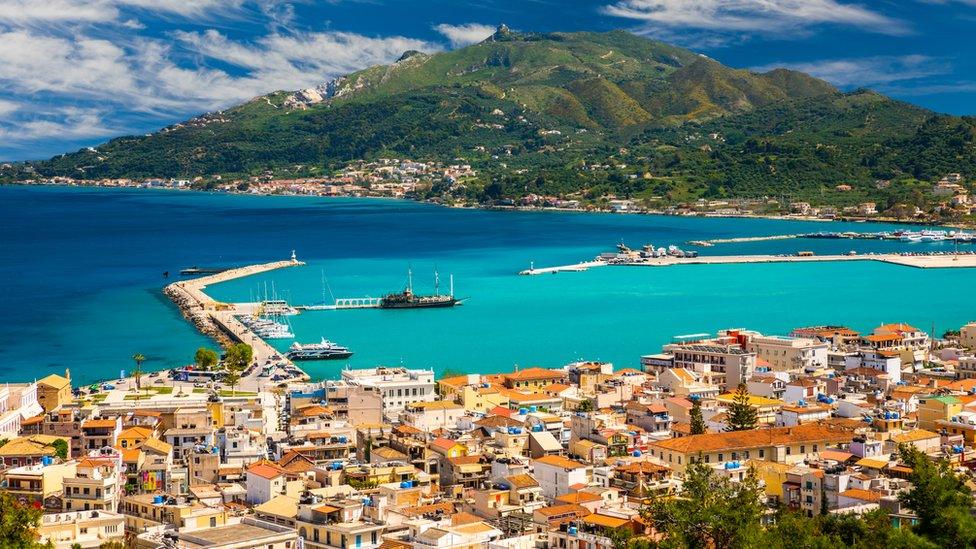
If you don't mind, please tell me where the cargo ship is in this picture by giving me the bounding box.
[380,269,461,309]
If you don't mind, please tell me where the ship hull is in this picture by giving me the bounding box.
[286,351,353,361]
[379,299,458,309]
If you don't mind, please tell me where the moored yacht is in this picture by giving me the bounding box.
[286,338,353,360]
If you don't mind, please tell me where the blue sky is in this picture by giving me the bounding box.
[1,0,975,161]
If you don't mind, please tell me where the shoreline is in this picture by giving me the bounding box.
[2,181,962,230]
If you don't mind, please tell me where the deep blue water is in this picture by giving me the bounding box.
[2,185,973,385]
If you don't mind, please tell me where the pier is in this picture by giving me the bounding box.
[519,260,607,275]
[298,297,382,310]
[523,253,976,274]
[164,253,309,388]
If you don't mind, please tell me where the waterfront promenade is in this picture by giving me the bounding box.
[522,253,976,274]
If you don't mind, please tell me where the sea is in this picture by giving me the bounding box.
[2,185,973,385]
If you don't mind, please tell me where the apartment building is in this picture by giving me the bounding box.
[341,367,436,412]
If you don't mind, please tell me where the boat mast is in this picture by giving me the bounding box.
[434,268,440,295]
[450,274,454,297]
[407,267,413,293]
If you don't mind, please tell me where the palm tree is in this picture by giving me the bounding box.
[131,353,146,394]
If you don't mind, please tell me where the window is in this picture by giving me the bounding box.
[210,517,217,528]
[800,445,805,453]
[786,447,792,455]
[759,449,765,458]
[704,455,710,463]
[718,454,723,461]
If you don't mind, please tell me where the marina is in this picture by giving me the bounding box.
[163,251,311,388]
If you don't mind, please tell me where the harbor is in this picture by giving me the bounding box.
[163,252,311,389]
[688,228,976,247]
[521,242,976,275]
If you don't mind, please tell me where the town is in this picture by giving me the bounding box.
[5,319,976,547]
[7,163,976,227]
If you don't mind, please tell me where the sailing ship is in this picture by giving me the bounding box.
[380,268,461,309]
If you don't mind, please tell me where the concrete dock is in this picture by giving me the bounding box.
[164,255,309,389]
[518,260,607,275]
[524,253,976,275]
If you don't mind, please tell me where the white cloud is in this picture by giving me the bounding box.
[753,55,950,88]
[433,23,496,48]
[0,107,114,142]
[0,98,18,116]
[604,0,908,38]
[0,0,243,26]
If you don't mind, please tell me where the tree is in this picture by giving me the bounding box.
[131,353,146,393]
[223,370,241,396]
[646,459,764,549]
[898,444,976,547]
[725,383,758,432]
[0,490,47,548]
[224,343,253,372]
[689,399,705,435]
[51,439,68,460]
[194,347,219,370]
[364,435,373,462]
[577,399,595,412]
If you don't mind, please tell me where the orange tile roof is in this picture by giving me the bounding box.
[504,367,566,382]
[431,437,462,451]
[555,491,602,504]
[583,514,630,529]
[652,423,854,454]
[615,462,671,475]
[247,460,286,480]
[505,474,539,489]
[533,455,588,470]
[840,488,881,503]
[82,419,118,429]
[876,323,921,334]
[535,503,590,518]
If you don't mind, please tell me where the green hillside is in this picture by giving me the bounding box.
[16,27,976,209]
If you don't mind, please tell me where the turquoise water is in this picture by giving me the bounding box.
[1,185,972,385]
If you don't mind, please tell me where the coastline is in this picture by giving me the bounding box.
[2,180,960,230]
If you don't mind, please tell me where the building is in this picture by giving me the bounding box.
[38,510,125,549]
[739,333,828,373]
[246,460,289,504]
[400,401,465,431]
[63,456,123,511]
[121,492,228,532]
[3,460,77,506]
[135,517,297,549]
[341,367,435,412]
[647,423,856,475]
[0,435,66,467]
[37,372,73,412]
[532,455,591,499]
[663,340,757,389]
[295,496,385,549]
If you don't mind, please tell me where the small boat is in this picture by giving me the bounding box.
[286,338,353,360]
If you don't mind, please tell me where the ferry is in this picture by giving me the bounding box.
[286,338,353,360]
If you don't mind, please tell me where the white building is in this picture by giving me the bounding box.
[340,367,435,411]
[741,333,828,373]
[845,350,902,383]
[39,510,125,548]
[531,455,591,500]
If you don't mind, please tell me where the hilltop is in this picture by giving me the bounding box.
[13,27,976,211]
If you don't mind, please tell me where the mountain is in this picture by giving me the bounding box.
[18,27,976,207]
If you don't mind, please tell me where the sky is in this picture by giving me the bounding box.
[1,0,975,161]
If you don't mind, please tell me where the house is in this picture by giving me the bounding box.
[38,510,125,549]
[429,437,467,459]
[400,401,465,431]
[246,460,289,504]
[3,459,77,507]
[647,423,856,474]
[501,367,567,390]
[532,455,591,499]
[63,455,123,512]
[37,372,73,412]
[0,435,67,467]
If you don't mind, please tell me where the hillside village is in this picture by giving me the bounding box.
[4,320,976,547]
